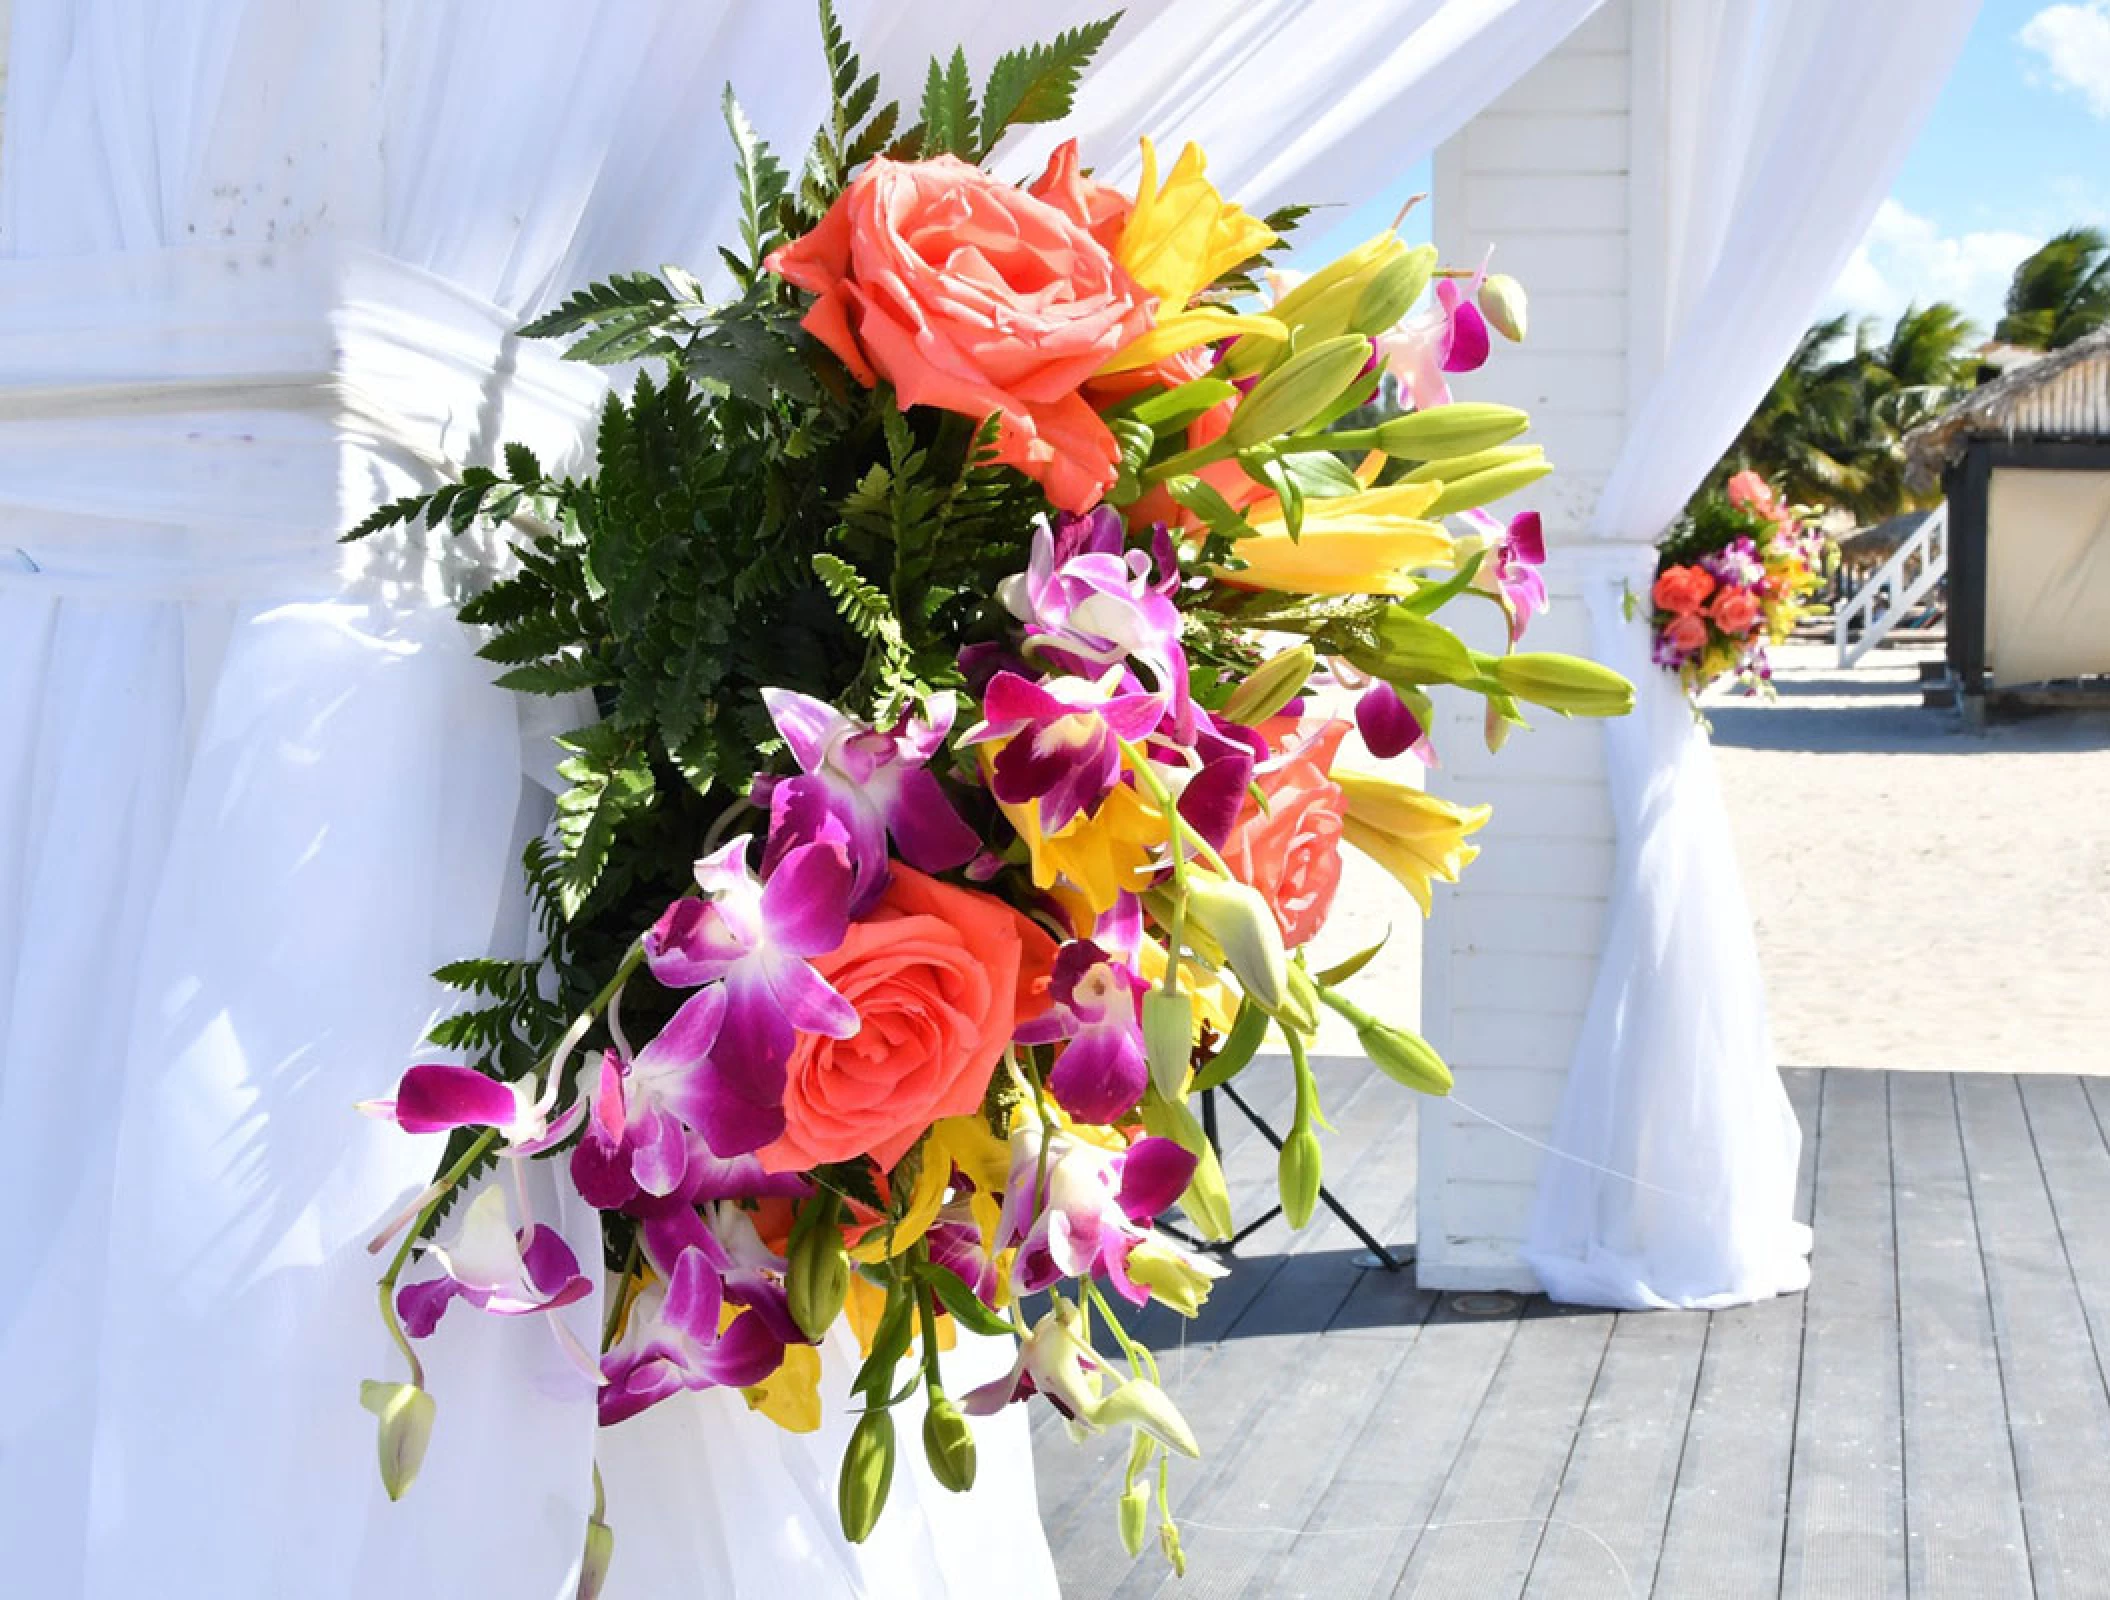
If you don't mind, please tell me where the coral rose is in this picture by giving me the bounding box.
[1221,718,1350,948]
[764,155,1154,514]
[1663,612,1712,655]
[1651,564,1716,615]
[757,866,1056,1174]
[1710,586,1762,636]
[1028,138,1132,253]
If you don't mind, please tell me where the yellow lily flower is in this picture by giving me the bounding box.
[1214,479,1458,596]
[1100,138,1282,375]
[740,1323,822,1432]
[849,1114,1014,1268]
[1335,768,1491,914]
[1001,775,1167,919]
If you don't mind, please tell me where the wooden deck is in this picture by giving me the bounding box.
[1035,1063,2110,1598]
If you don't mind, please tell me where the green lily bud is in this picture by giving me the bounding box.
[1182,872,1289,1011]
[1143,986,1195,1101]
[1221,643,1316,725]
[1487,652,1636,717]
[1318,985,1456,1094]
[1402,442,1544,486]
[1118,1480,1152,1557]
[837,1409,897,1544]
[1124,1236,1226,1317]
[1278,1126,1324,1229]
[1485,698,1515,754]
[1273,959,1321,1038]
[1420,456,1556,517]
[921,1395,978,1494]
[577,1517,615,1600]
[1229,238,1431,378]
[1373,403,1530,463]
[359,1380,436,1503]
[1480,273,1529,342]
[786,1195,850,1341]
[1222,335,1377,449]
[1094,1379,1201,1458]
[1338,605,1479,689]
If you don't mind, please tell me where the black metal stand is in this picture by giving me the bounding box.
[1159,1083,1410,1272]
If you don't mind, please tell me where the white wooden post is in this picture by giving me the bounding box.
[1416,0,1646,1290]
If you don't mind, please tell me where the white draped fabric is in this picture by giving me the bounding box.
[1524,0,1984,1310]
[0,0,1605,1594]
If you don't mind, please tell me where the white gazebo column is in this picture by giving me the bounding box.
[1417,0,1642,1291]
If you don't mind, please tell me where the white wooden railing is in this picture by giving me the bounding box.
[1835,501,1949,668]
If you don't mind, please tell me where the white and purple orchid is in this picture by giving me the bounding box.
[964,669,1165,834]
[395,1184,593,1338]
[996,1128,1200,1306]
[1014,941,1150,1123]
[1464,507,1548,642]
[758,688,979,911]
[641,833,859,1157]
[1378,266,1494,411]
[962,1297,1200,1459]
[1354,680,1436,764]
[999,518,1193,737]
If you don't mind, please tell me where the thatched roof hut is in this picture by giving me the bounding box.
[1905,327,2110,491]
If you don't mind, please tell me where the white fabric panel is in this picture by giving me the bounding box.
[1987,467,2110,687]
[1524,0,1983,1310]
[0,0,1603,1593]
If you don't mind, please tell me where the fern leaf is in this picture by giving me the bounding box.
[919,48,977,158]
[723,87,789,276]
[977,14,1122,156]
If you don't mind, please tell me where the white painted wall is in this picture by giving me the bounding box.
[1417,0,1639,1289]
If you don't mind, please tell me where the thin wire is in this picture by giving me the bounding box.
[1447,1092,1691,1201]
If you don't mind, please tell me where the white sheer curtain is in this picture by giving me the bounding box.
[1523,0,1984,1310]
[0,1,1605,1595]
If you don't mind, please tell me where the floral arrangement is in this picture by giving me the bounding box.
[348,8,1632,1588]
[1649,470,1831,697]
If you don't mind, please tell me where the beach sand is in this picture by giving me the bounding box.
[1712,638,2110,1074]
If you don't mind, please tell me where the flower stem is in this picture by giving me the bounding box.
[376,1126,500,1385]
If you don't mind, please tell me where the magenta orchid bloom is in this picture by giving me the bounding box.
[996,1128,1198,1304]
[599,1202,803,1425]
[1355,681,1437,764]
[759,688,978,912]
[1463,507,1548,642]
[1014,940,1150,1122]
[395,1185,593,1338]
[999,518,1193,736]
[1161,712,1265,852]
[641,834,859,1157]
[1378,262,1494,410]
[964,669,1165,834]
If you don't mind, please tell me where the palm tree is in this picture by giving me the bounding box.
[1995,227,2110,351]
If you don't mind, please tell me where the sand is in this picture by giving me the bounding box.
[1712,638,2110,1074]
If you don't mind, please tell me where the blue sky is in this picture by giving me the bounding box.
[1822,0,2109,339]
[1294,1,2109,344]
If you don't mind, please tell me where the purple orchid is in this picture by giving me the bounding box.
[1355,681,1436,764]
[1702,536,1765,589]
[999,520,1193,737]
[1162,712,1265,852]
[1014,941,1150,1123]
[926,1201,1003,1306]
[963,669,1165,834]
[1463,507,1549,642]
[600,1202,803,1425]
[1378,262,1494,410]
[995,1128,1199,1305]
[641,834,859,1157]
[759,689,978,912]
[394,1184,593,1338]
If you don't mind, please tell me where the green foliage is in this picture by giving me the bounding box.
[724,88,791,284]
[1996,226,2110,352]
[918,48,979,159]
[518,270,711,366]
[975,15,1123,157]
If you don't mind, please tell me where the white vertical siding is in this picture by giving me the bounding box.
[1417,0,1634,1289]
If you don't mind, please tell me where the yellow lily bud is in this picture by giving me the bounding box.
[359,1380,436,1503]
[1402,442,1544,485]
[1263,235,1435,351]
[1374,403,1530,462]
[1124,1236,1228,1317]
[1320,986,1454,1095]
[921,1395,978,1494]
[1337,605,1479,688]
[1420,455,1555,517]
[1221,643,1316,725]
[1212,481,1453,597]
[1335,768,1492,915]
[1222,335,1376,449]
[1278,1126,1323,1228]
[1487,652,1636,717]
[838,1409,897,1544]
[1479,273,1529,342]
[1182,871,1289,1011]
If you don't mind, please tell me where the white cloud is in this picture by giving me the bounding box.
[2021,2,2110,117]
[1824,199,2037,337]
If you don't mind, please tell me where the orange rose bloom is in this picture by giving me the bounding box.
[1664,612,1712,654]
[1221,718,1350,948]
[1710,586,1762,636]
[1652,564,1716,615]
[1028,138,1132,253]
[757,866,1057,1174]
[764,154,1154,514]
